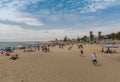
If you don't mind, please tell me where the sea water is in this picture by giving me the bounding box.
[0,41,52,50]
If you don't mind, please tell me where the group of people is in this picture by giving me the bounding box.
[10,54,19,60]
[0,43,98,65]
[23,45,50,53]
[78,44,97,66]
[41,45,50,52]
[1,50,19,60]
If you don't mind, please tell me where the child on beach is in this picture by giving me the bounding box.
[92,53,97,66]
[80,49,84,56]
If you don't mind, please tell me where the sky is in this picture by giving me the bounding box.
[0,0,120,41]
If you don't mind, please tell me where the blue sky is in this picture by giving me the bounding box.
[0,0,120,41]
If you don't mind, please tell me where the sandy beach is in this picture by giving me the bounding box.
[0,44,120,82]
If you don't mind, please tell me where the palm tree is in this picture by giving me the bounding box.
[89,31,94,42]
[63,36,68,42]
[116,32,120,40]
[98,31,102,41]
[81,36,88,42]
[110,33,116,40]
[77,36,80,41]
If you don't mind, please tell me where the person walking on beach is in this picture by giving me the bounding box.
[92,53,97,66]
[36,44,40,51]
[80,49,84,56]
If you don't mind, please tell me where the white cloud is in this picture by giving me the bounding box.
[0,23,89,41]
[0,22,119,41]
[0,0,44,26]
[46,15,61,22]
[0,0,120,42]
[92,23,120,35]
[82,0,120,13]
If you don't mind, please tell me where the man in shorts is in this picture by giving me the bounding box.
[92,53,97,65]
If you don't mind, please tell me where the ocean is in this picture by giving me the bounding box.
[0,41,53,50]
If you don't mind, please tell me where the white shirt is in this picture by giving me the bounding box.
[92,54,96,60]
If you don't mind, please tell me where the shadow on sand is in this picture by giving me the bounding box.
[94,64,101,67]
[80,55,86,57]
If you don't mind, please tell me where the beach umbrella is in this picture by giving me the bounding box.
[104,44,119,48]
[18,45,23,48]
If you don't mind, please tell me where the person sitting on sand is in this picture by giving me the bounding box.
[92,53,97,66]
[10,55,15,60]
[1,50,4,54]
[5,52,10,56]
[68,46,72,50]
[15,54,18,59]
[41,46,49,52]
[10,54,19,60]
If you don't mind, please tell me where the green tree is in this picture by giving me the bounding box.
[63,36,68,42]
[77,36,80,41]
[110,33,116,40]
[116,32,120,40]
[98,31,102,41]
[81,36,88,42]
[89,31,94,42]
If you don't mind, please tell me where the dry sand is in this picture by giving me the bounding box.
[0,44,120,82]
